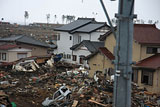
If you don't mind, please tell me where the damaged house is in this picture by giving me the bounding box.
[84,47,115,77]
[0,35,56,62]
[88,24,160,93]
[54,18,110,64]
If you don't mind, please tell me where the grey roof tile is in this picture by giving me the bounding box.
[70,22,106,34]
[70,40,104,53]
[0,35,56,48]
[54,18,94,32]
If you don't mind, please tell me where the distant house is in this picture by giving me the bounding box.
[0,35,56,62]
[0,44,32,62]
[54,18,110,63]
[85,47,115,77]
[70,40,104,65]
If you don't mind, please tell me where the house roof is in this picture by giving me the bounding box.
[0,35,57,48]
[70,40,104,53]
[70,22,106,34]
[54,18,109,33]
[99,24,160,45]
[84,47,114,60]
[99,47,115,60]
[134,24,160,44]
[0,44,18,50]
[135,54,160,69]
[54,18,94,32]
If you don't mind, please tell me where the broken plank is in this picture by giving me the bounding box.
[88,99,108,107]
[72,100,78,107]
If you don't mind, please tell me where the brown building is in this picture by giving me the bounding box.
[85,47,114,77]
[0,35,56,62]
[87,24,160,93]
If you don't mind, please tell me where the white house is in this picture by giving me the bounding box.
[54,18,110,64]
[70,40,104,65]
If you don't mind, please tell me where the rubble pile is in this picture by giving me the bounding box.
[0,57,160,107]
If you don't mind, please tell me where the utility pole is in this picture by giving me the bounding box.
[113,0,136,107]
[99,0,136,106]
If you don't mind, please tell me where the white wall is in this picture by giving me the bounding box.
[56,31,106,64]
[72,46,91,64]
[56,31,73,62]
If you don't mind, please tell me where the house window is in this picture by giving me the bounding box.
[141,70,154,86]
[0,53,1,60]
[146,47,159,54]
[72,55,77,61]
[67,54,71,59]
[63,54,66,59]
[2,53,6,60]
[17,53,27,59]
[78,36,81,43]
[69,36,72,40]
[57,34,60,40]
[93,64,97,66]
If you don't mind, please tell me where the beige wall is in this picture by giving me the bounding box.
[20,44,48,56]
[140,45,154,60]
[88,53,114,77]
[104,33,154,62]
[137,69,160,94]
[8,51,31,62]
[105,33,116,53]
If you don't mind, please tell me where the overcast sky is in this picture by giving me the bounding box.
[0,0,160,28]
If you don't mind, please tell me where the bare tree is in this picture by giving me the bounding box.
[148,20,153,24]
[24,11,29,25]
[62,15,65,24]
[54,15,57,23]
[154,20,159,25]
[46,14,50,24]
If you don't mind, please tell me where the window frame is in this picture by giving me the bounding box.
[2,53,6,61]
[141,70,154,86]
[146,47,158,54]
[0,53,1,60]
[69,36,72,40]
[72,55,77,61]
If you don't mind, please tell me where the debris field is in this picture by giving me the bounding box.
[0,55,160,107]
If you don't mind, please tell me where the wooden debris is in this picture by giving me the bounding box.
[88,99,109,107]
[72,100,78,107]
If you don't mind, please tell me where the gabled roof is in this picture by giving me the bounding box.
[99,24,160,45]
[84,47,114,60]
[134,24,160,44]
[135,54,160,69]
[54,18,109,34]
[99,47,115,60]
[70,40,104,53]
[70,22,107,34]
[54,18,94,32]
[0,44,18,50]
[0,35,57,48]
